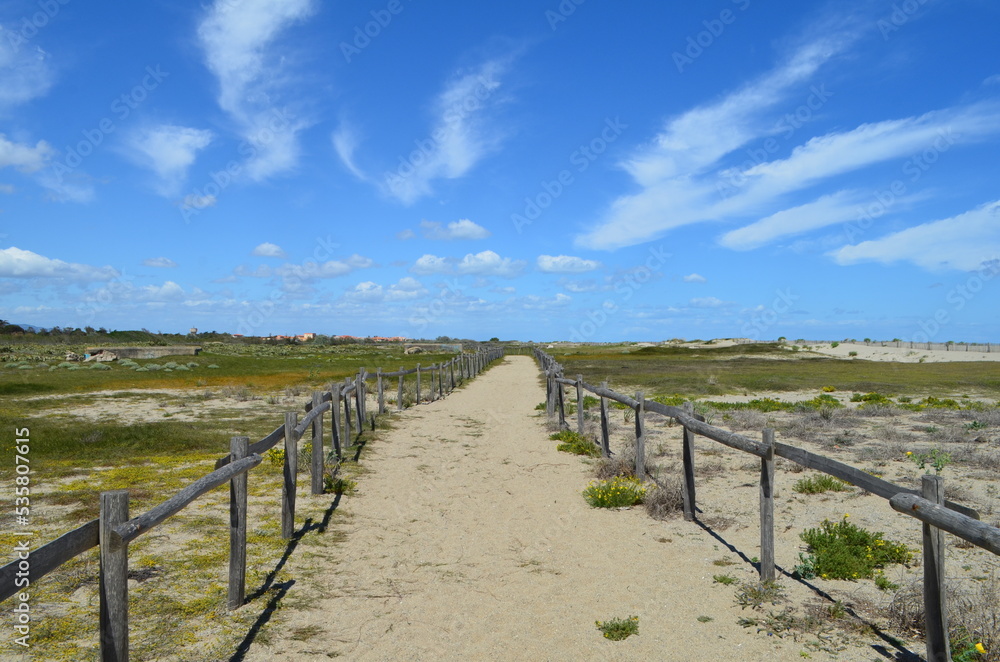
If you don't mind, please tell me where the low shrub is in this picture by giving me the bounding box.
[644,476,683,520]
[583,476,646,508]
[799,516,911,580]
[595,615,638,641]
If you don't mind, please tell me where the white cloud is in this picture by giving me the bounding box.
[181,193,217,209]
[0,42,53,110]
[345,277,428,303]
[457,250,525,278]
[396,229,416,240]
[831,200,1000,272]
[0,134,54,173]
[536,254,601,273]
[140,281,185,301]
[126,125,214,195]
[0,247,117,281]
[142,257,178,268]
[410,254,450,275]
[718,191,860,250]
[0,183,14,194]
[576,44,1000,254]
[252,242,287,258]
[384,56,513,204]
[683,273,707,283]
[197,0,315,181]
[331,121,367,181]
[420,218,491,240]
[276,254,373,280]
[689,296,729,308]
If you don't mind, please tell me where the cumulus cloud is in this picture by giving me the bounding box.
[0,247,117,281]
[252,242,287,258]
[536,254,601,273]
[142,257,178,268]
[420,218,491,240]
[456,250,525,278]
[0,135,54,173]
[410,254,450,275]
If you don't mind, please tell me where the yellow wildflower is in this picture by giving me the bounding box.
[976,643,986,654]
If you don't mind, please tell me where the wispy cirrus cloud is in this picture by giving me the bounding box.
[197,0,315,181]
[142,257,178,268]
[0,39,53,111]
[380,55,515,204]
[575,23,1000,265]
[831,200,1000,272]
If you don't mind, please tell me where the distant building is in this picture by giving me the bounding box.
[189,327,198,335]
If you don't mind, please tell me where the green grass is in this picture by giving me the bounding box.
[550,429,601,457]
[793,474,852,494]
[547,343,1000,399]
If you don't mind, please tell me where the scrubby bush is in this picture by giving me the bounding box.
[550,430,601,457]
[583,476,646,508]
[798,516,911,580]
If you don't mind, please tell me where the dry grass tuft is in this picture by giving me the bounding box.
[644,475,684,520]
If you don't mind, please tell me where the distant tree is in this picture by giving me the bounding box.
[489,337,500,343]
[0,324,25,334]
[435,335,453,343]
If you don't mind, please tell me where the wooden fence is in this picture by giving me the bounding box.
[535,347,997,662]
[0,347,505,661]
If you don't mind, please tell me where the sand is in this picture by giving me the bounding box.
[239,356,932,661]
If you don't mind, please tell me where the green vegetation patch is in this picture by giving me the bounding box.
[797,516,911,581]
[595,615,639,641]
[550,429,601,457]
[583,476,646,508]
[793,474,852,495]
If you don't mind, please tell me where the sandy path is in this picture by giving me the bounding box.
[242,357,878,661]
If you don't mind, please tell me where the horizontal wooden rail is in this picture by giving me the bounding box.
[891,493,999,554]
[0,519,100,603]
[775,443,979,519]
[294,400,332,437]
[115,454,263,544]
[216,423,284,469]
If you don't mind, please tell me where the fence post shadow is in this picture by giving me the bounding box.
[692,518,920,662]
[228,579,295,662]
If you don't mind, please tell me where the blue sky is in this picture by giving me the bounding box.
[2,0,999,342]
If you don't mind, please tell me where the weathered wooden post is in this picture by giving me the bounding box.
[100,489,129,662]
[228,436,249,609]
[545,370,555,419]
[311,392,324,495]
[377,368,385,415]
[759,429,776,582]
[330,383,342,461]
[599,381,611,457]
[343,378,353,444]
[634,391,646,481]
[557,377,567,429]
[438,363,444,398]
[922,474,950,662]
[681,402,697,522]
[397,367,405,411]
[575,375,584,435]
[355,372,364,431]
[449,359,455,391]
[282,413,297,539]
[429,365,436,401]
[416,364,422,403]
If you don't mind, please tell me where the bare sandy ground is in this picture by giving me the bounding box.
[240,356,918,661]
[806,342,1000,363]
